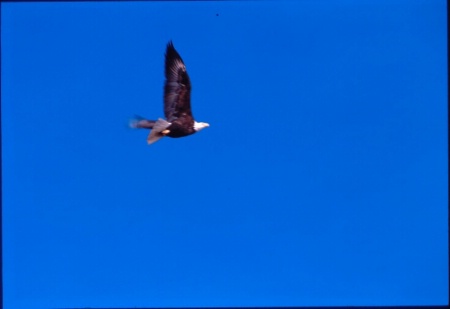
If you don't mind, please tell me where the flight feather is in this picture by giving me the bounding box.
[164,41,192,122]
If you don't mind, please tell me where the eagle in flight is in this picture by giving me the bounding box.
[130,41,209,144]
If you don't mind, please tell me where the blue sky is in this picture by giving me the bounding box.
[1,1,448,308]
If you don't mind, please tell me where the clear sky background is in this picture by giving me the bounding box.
[1,1,448,308]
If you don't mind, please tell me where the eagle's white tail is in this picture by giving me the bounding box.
[129,116,155,129]
[147,118,171,145]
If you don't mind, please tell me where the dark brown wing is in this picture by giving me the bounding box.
[164,41,193,122]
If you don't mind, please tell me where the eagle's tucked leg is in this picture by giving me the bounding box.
[147,118,172,144]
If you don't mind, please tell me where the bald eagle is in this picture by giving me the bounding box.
[130,41,209,144]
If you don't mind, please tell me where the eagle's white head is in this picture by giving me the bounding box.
[194,121,210,132]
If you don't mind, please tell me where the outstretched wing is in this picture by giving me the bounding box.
[164,41,193,122]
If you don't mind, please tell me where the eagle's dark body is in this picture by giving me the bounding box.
[164,121,196,138]
[130,41,209,144]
